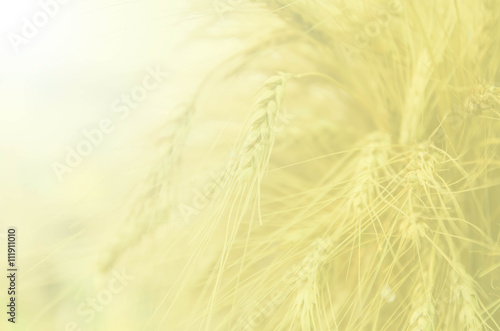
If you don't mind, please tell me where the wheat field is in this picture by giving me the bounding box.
[2,0,500,330]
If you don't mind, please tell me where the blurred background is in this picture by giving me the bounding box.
[0,1,232,329]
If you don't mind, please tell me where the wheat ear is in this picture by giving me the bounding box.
[234,73,290,181]
[98,104,194,272]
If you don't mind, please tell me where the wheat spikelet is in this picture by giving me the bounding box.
[408,274,435,331]
[233,73,290,182]
[288,238,333,331]
[98,104,194,272]
[349,132,392,214]
[452,263,489,330]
